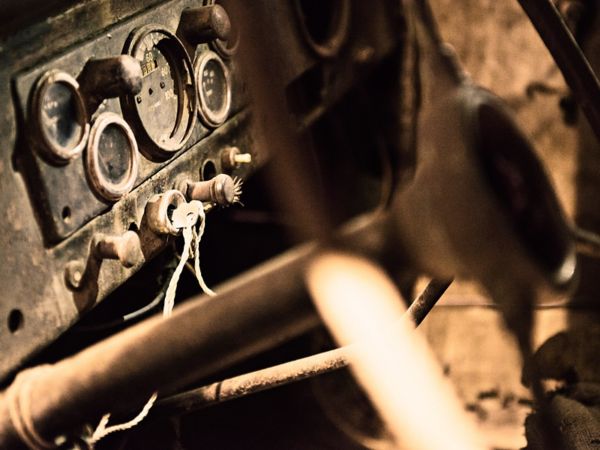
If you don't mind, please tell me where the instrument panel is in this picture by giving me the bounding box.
[13,2,242,242]
[0,0,401,382]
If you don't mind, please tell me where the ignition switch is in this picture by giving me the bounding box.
[145,190,188,236]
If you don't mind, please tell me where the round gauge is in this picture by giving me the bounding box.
[122,26,197,158]
[85,112,139,201]
[30,70,89,163]
[195,51,231,128]
[294,0,351,58]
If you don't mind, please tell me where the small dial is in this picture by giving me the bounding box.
[86,112,139,201]
[30,70,89,163]
[195,51,231,128]
[122,26,197,158]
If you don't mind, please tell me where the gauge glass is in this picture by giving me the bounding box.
[97,123,132,185]
[86,112,139,201]
[122,26,197,158]
[31,70,89,163]
[195,51,231,127]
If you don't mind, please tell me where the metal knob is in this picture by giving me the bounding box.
[221,146,252,171]
[180,5,231,44]
[92,230,143,268]
[78,56,143,114]
[178,174,241,206]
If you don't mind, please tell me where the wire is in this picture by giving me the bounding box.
[75,262,177,333]
[572,225,600,258]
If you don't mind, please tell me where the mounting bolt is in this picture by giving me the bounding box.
[65,260,86,290]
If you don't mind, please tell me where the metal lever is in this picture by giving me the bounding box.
[179,5,231,44]
[78,56,143,115]
[92,231,143,268]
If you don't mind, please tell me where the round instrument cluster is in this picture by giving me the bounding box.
[195,50,231,128]
[30,70,89,163]
[28,23,234,204]
[86,112,139,201]
[121,25,197,158]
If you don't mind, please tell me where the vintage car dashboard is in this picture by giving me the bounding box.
[0,0,402,382]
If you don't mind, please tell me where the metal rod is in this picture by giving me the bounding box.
[573,225,600,258]
[0,213,388,449]
[306,252,483,449]
[408,278,452,325]
[518,0,600,143]
[152,278,452,418]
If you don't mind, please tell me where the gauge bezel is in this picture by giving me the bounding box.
[294,0,351,58]
[85,112,139,202]
[121,25,197,159]
[30,70,89,164]
[194,50,232,128]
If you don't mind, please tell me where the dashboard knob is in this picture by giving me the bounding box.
[92,230,143,268]
[178,174,240,206]
[77,55,143,114]
[180,5,231,44]
[221,146,252,171]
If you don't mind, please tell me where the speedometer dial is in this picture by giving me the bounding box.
[121,26,197,159]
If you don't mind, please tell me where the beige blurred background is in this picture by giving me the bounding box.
[418,2,599,448]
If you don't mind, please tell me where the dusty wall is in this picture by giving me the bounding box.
[419,2,590,448]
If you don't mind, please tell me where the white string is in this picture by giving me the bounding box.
[192,201,216,297]
[89,393,158,445]
[163,225,194,316]
[89,201,214,446]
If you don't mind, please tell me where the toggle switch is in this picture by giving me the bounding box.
[180,5,231,44]
[92,230,143,268]
[177,173,241,207]
[78,55,143,115]
[221,146,252,171]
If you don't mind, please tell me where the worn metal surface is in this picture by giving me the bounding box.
[0,0,401,384]
[0,212,389,449]
[151,277,451,418]
[179,5,232,44]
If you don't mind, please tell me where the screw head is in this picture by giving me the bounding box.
[65,260,85,290]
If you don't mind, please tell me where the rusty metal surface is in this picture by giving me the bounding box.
[0,0,401,384]
[0,212,389,449]
[0,109,255,383]
[151,277,451,418]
